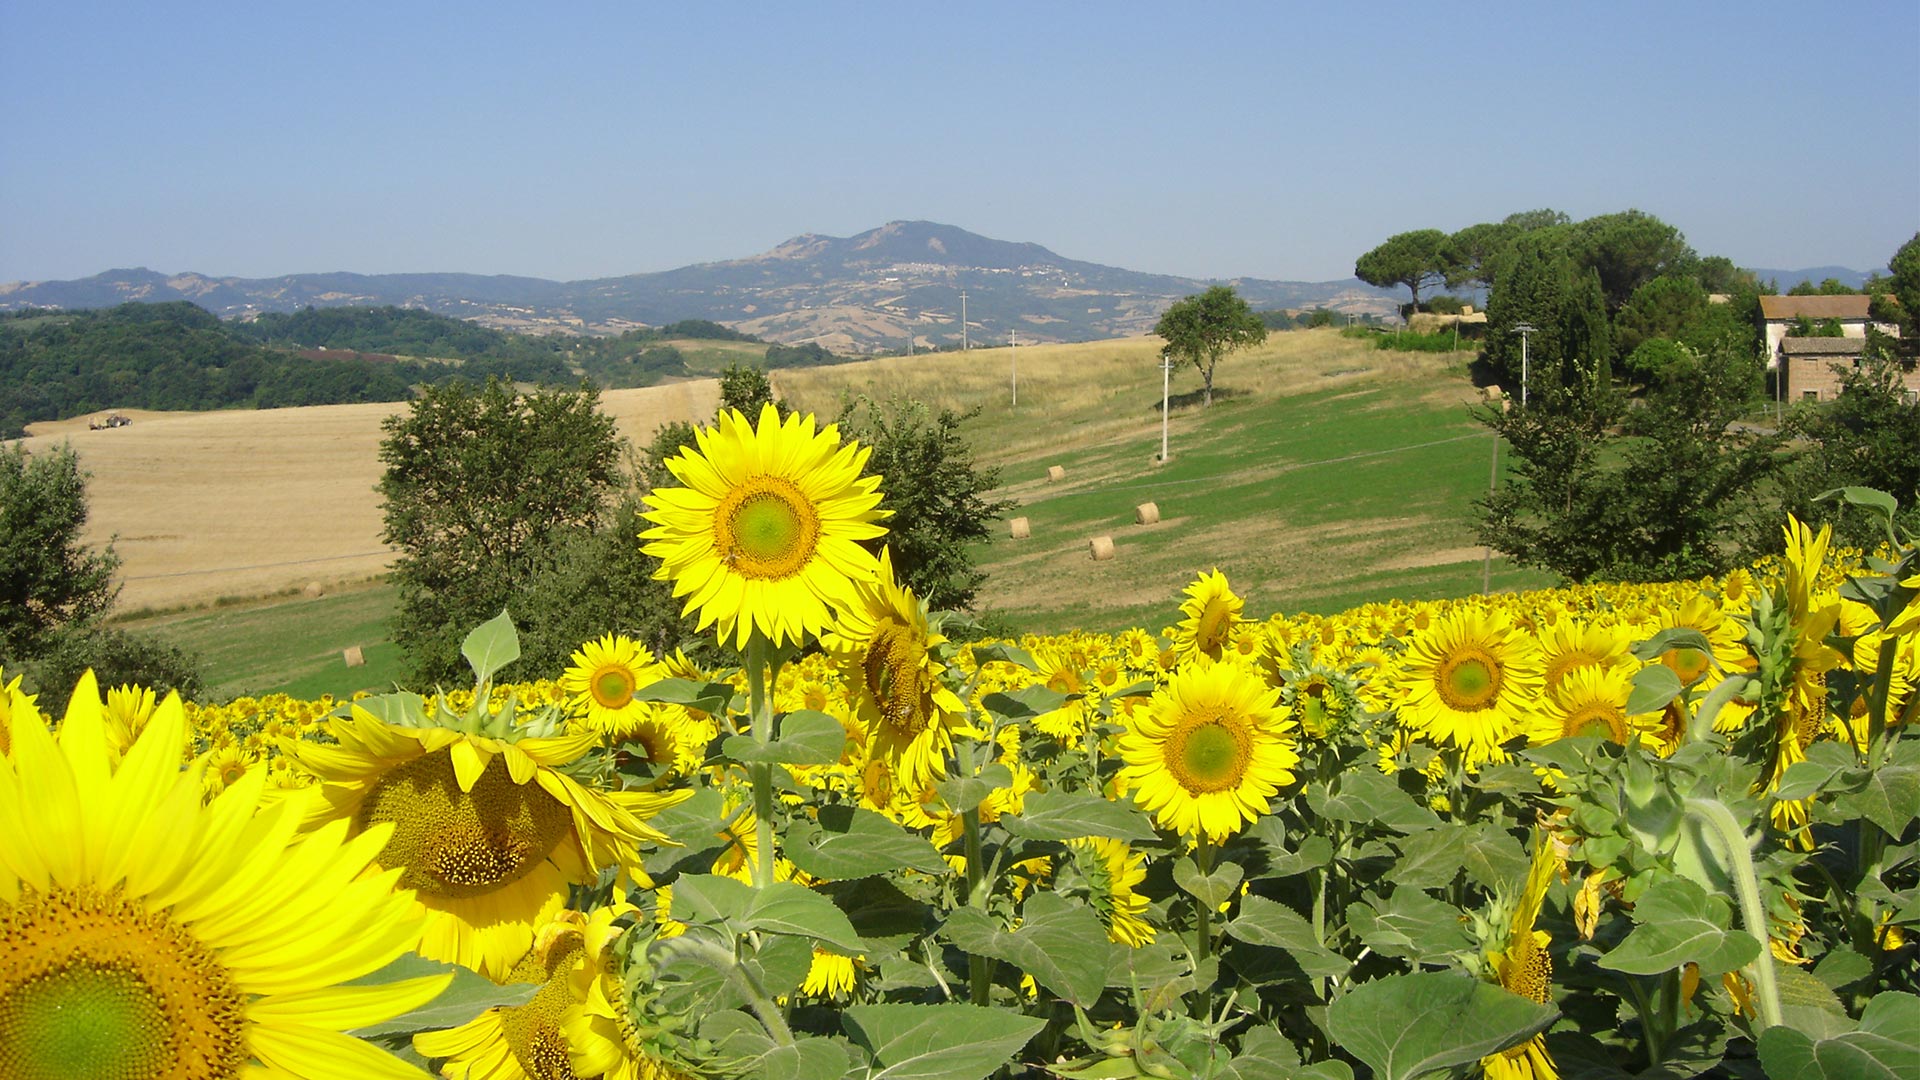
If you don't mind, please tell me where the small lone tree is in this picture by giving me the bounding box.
[0,442,120,659]
[1153,285,1266,407]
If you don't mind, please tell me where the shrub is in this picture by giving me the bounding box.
[25,623,204,714]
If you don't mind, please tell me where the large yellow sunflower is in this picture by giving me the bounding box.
[289,708,683,980]
[822,547,966,790]
[1168,569,1242,664]
[1,680,451,1080]
[1117,659,1299,843]
[1073,837,1156,947]
[415,908,598,1080]
[559,634,660,735]
[641,403,889,650]
[1397,607,1543,765]
[1526,665,1665,753]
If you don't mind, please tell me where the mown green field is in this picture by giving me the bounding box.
[112,329,1554,697]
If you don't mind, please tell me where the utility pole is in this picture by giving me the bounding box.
[1010,329,1018,407]
[1159,349,1174,462]
[1513,323,1536,408]
[960,290,968,352]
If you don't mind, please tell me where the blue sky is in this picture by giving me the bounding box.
[3,2,1915,284]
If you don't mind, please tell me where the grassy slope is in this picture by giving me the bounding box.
[119,328,1553,696]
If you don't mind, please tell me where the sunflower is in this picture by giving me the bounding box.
[559,634,660,735]
[800,945,862,999]
[822,548,966,790]
[1535,619,1633,699]
[1168,569,1242,663]
[565,916,700,1080]
[1,680,451,1080]
[1397,607,1543,766]
[1073,837,1156,947]
[1482,831,1560,1080]
[101,682,160,760]
[1116,658,1299,843]
[289,708,682,980]
[414,909,596,1080]
[1526,665,1665,752]
[641,403,889,651]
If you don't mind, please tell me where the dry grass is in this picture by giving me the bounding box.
[20,381,720,612]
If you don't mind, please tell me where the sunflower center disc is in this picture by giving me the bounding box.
[1664,646,1710,685]
[592,668,635,710]
[864,620,925,734]
[1438,652,1500,711]
[1568,704,1628,743]
[0,887,247,1080]
[1171,717,1250,794]
[358,749,575,899]
[716,479,821,580]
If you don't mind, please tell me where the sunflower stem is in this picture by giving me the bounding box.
[1684,796,1783,1031]
[962,803,995,1005]
[1193,836,1215,1020]
[746,633,776,890]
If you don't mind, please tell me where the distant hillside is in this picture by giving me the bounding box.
[1749,265,1887,291]
[0,221,1406,352]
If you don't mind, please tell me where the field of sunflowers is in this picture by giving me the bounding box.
[3,404,1916,1080]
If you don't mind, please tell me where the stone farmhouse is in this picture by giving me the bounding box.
[1759,294,1907,403]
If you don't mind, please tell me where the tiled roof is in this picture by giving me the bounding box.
[1758,295,1874,320]
[1780,336,1869,356]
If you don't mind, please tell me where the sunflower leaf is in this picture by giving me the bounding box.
[786,805,947,879]
[634,677,738,715]
[1757,990,1920,1080]
[1598,875,1759,977]
[842,1001,1046,1080]
[1173,855,1243,909]
[941,892,1117,1006]
[982,685,1069,720]
[1308,770,1439,834]
[1225,895,1349,979]
[744,880,865,954]
[1324,971,1557,1080]
[724,711,848,766]
[460,609,521,685]
[1626,665,1686,716]
[1629,627,1714,664]
[970,643,1038,670]
[1001,791,1158,842]
[348,956,538,1037]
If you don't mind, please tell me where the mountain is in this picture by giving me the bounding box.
[1747,265,1886,290]
[0,222,1402,352]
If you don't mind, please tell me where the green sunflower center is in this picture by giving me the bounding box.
[592,666,636,710]
[1565,702,1628,743]
[1437,650,1501,711]
[358,749,575,899]
[1663,646,1711,686]
[0,887,247,1080]
[1167,713,1252,794]
[715,478,822,581]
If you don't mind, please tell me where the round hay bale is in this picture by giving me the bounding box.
[342,645,366,668]
[1046,465,1066,482]
[1009,516,1031,540]
[1134,501,1161,525]
[1089,535,1116,561]
[1483,385,1505,402]
[302,581,325,598]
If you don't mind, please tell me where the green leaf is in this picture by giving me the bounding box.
[634,676,737,715]
[460,609,521,685]
[744,880,864,954]
[842,1001,1047,1080]
[1817,486,1901,523]
[1225,895,1349,979]
[1772,741,1857,801]
[1001,791,1157,843]
[349,955,536,1037]
[1830,761,1920,837]
[670,873,755,924]
[1757,990,1920,1080]
[1598,876,1759,977]
[1776,964,1857,1040]
[1629,627,1714,663]
[1173,856,1244,909]
[933,764,1012,814]
[1325,971,1557,1080]
[346,690,428,729]
[981,685,1069,720]
[942,893,1117,1007]
[724,710,848,766]
[970,642,1037,670]
[1390,826,1471,891]
[1625,664,1685,716]
[785,805,946,880]
[1308,771,1439,834]
[1346,892,1473,964]
[756,1036,851,1080]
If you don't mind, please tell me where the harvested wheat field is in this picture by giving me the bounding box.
[20,380,720,611]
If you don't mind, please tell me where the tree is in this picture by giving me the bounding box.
[1614,274,1709,360]
[1776,352,1920,548]
[1565,210,1696,311]
[1885,232,1920,339]
[717,362,782,417]
[1355,229,1455,318]
[836,397,1016,611]
[378,378,624,684]
[1444,221,1518,293]
[0,442,120,659]
[1153,285,1267,407]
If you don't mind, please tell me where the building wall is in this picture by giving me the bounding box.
[1764,319,1900,369]
[1786,356,1849,402]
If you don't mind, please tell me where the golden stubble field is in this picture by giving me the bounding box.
[20,381,720,612]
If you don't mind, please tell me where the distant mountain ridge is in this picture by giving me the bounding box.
[0,222,1405,352]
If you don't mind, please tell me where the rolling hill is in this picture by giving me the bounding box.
[0,222,1404,352]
